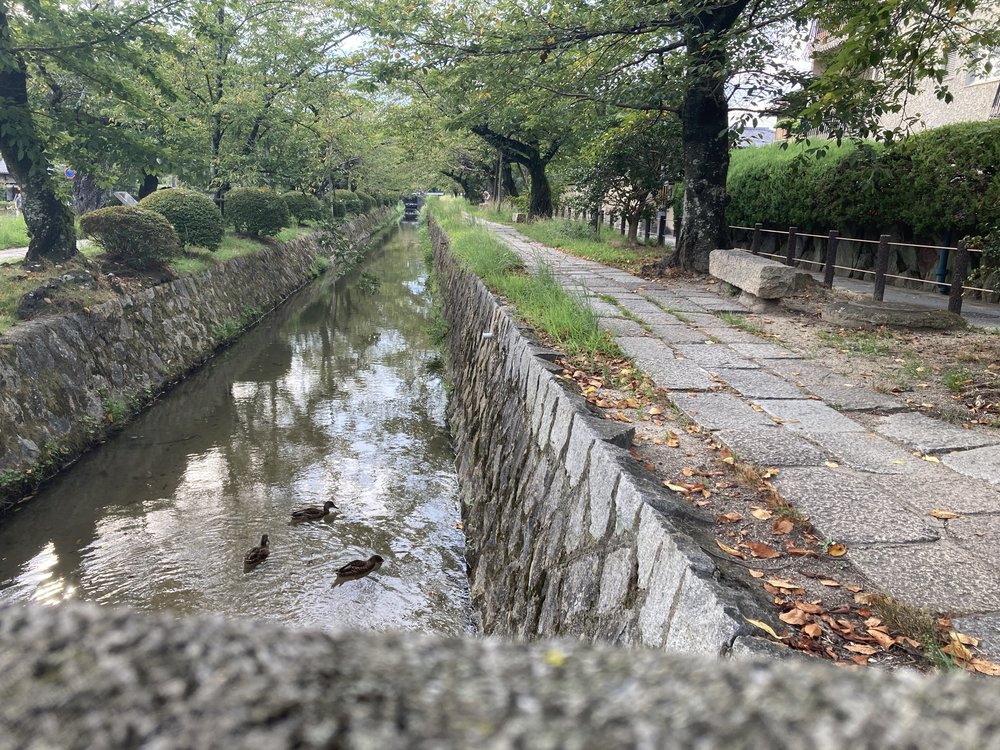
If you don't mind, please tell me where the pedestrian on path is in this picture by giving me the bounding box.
[12,187,23,215]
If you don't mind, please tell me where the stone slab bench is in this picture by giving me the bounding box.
[709,248,796,310]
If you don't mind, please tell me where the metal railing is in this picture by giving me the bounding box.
[731,223,988,315]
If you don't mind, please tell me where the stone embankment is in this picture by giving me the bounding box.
[1,601,998,749]
[432,219,776,655]
[0,209,395,498]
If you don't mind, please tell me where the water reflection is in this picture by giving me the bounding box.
[0,224,473,634]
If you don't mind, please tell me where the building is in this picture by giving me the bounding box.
[0,159,16,202]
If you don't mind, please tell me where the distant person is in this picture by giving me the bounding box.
[482,190,490,204]
[12,187,23,214]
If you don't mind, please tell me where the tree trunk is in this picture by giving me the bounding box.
[502,162,518,198]
[73,173,110,215]
[138,172,159,199]
[0,8,77,262]
[526,160,553,218]
[669,1,749,273]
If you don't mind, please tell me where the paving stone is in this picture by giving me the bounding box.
[616,299,665,318]
[763,360,903,412]
[773,467,939,544]
[687,297,749,314]
[869,469,1000,515]
[638,292,705,312]
[714,427,830,467]
[599,317,648,338]
[669,393,774,431]
[697,327,762,344]
[848,541,1000,613]
[674,344,759,370]
[647,324,714,345]
[587,300,625,318]
[875,412,1000,454]
[804,431,923,474]
[942,445,1000,485]
[714,369,806,399]
[671,313,721,328]
[728,343,803,360]
[642,312,693,327]
[756,399,865,433]
[617,338,715,391]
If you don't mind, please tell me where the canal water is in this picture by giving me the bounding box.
[0,223,474,635]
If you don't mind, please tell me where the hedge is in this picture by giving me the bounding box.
[139,188,224,250]
[80,207,180,268]
[282,191,325,224]
[225,188,289,237]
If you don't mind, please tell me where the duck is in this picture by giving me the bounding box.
[244,534,270,567]
[335,554,384,578]
[290,500,337,522]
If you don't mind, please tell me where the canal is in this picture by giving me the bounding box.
[0,223,474,634]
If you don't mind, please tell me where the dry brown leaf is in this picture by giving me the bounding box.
[868,627,895,650]
[664,482,690,494]
[747,542,781,559]
[971,658,1000,676]
[648,405,664,416]
[953,631,980,647]
[766,578,800,590]
[803,623,823,638]
[748,569,765,579]
[785,546,818,557]
[744,617,784,640]
[750,507,773,521]
[795,601,824,614]
[827,543,848,557]
[844,643,879,655]
[850,655,871,666]
[773,518,794,535]
[666,432,680,448]
[716,539,746,559]
[824,461,840,469]
[928,509,960,520]
[718,511,743,524]
[779,609,810,626]
[844,584,863,593]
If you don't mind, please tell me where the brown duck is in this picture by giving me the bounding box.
[290,500,337,522]
[244,534,270,567]
[335,554,384,578]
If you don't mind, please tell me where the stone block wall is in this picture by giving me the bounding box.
[433,220,774,656]
[0,209,393,482]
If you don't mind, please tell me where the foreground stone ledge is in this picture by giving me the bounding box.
[0,602,998,750]
[709,248,796,299]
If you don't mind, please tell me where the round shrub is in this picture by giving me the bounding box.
[80,207,180,268]
[354,191,375,211]
[225,187,289,237]
[333,189,362,214]
[330,199,347,218]
[282,191,325,224]
[139,188,223,250]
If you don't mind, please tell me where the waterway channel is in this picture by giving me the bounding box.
[0,223,474,634]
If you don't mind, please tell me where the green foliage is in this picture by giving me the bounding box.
[79,207,180,268]
[725,121,1000,241]
[139,189,224,250]
[334,189,362,214]
[354,191,375,211]
[283,191,325,224]
[0,214,30,250]
[225,188,290,237]
[330,200,347,218]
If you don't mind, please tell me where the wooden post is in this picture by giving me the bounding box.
[657,214,666,246]
[751,223,763,255]
[949,240,970,315]
[620,215,626,235]
[873,234,891,301]
[823,230,839,288]
[784,226,798,266]
[644,217,651,241]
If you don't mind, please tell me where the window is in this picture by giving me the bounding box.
[966,49,1000,85]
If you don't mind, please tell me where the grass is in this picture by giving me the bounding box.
[942,366,974,393]
[431,198,619,359]
[816,328,896,356]
[469,204,660,273]
[718,312,766,336]
[597,293,652,332]
[0,214,29,250]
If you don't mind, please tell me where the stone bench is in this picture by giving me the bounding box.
[709,248,796,311]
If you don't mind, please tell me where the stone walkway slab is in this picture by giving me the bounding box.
[599,318,648,338]
[616,338,715,391]
[773,468,939,544]
[714,427,830,467]
[728,343,802,360]
[714,369,805,399]
[756,399,865,433]
[869,469,1000,515]
[803,432,923,474]
[875,412,1000,455]
[765,360,903,412]
[669,393,773,431]
[674,344,759,370]
[646,324,714,344]
[942,445,1000,485]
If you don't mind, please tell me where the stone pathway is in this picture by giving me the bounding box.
[484,220,1000,658]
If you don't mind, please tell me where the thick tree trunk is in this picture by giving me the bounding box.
[138,173,159,199]
[526,161,553,219]
[501,162,518,198]
[73,173,110,215]
[0,8,77,262]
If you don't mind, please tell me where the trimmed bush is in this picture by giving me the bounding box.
[80,207,180,268]
[333,189,362,214]
[138,188,223,250]
[225,187,289,237]
[330,200,347,219]
[282,191,325,224]
[354,191,375,211]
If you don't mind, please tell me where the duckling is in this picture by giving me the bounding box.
[290,500,337,522]
[335,554,384,578]
[244,534,270,567]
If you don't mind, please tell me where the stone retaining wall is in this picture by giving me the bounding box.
[0,209,394,486]
[433,219,775,656]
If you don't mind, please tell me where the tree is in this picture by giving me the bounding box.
[0,0,178,262]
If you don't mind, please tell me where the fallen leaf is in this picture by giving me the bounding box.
[716,539,746,559]
[922,454,940,463]
[971,658,1000,676]
[795,601,825,614]
[785,546,818,557]
[748,569,765,578]
[844,585,863,593]
[766,578,800,590]
[827,543,848,557]
[779,609,810,626]
[844,643,879,655]
[850,655,871,666]
[666,432,680,448]
[747,542,781,559]
[664,482,690,494]
[681,467,695,477]
[803,622,823,638]
[718,511,743,524]
[648,405,664,416]
[868,627,895,650]
[455,521,464,530]
[819,579,841,587]
[824,461,840,469]
[773,518,794,535]
[928,509,960,520]
[750,507,773,521]
[744,617,783,639]
[952,631,980,647]
[722,456,736,464]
